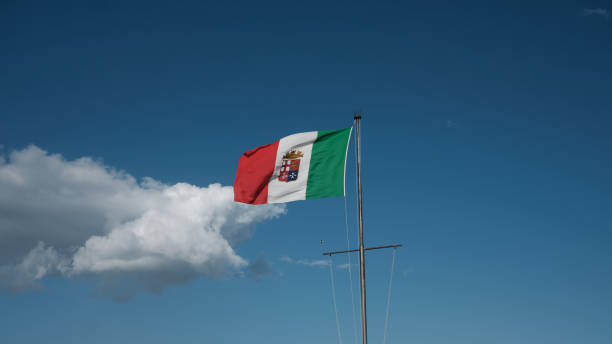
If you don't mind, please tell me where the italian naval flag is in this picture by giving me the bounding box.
[234,127,352,204]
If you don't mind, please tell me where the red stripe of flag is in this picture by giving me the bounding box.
[233,140,279,204]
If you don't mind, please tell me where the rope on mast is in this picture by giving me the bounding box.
[344,123,359,344]
[353,119,364,344]
[328,255,343,344]
[382,248,397,344]
[344,196,359,344]
[353,119,363,343]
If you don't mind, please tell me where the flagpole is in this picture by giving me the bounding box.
[354,113,368,344]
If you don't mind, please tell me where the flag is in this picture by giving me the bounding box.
[234,127,352,204]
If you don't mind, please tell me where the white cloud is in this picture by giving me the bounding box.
[336,263,357,269]
[0,241,68,293]
[0,145,285,298]
[280,255,293,263]
[280,255,329,267]
[246,255,273,281]
[583,8,610,18]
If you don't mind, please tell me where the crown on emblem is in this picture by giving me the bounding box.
[282,150,304,159]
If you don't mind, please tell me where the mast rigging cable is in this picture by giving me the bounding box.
[328,255,343,344]
[382,248,397,344]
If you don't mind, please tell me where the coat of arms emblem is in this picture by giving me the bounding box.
[278,150,303,182]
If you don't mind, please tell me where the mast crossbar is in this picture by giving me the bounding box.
[322,244,402,256]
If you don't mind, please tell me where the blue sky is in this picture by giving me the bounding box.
[1,1,611,343]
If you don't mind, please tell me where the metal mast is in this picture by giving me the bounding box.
[354,113,368,344]
[323,114,400,344]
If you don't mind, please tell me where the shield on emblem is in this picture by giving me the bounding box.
[279,150,303,182]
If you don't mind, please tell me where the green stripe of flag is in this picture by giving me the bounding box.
[306,127,352,199]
